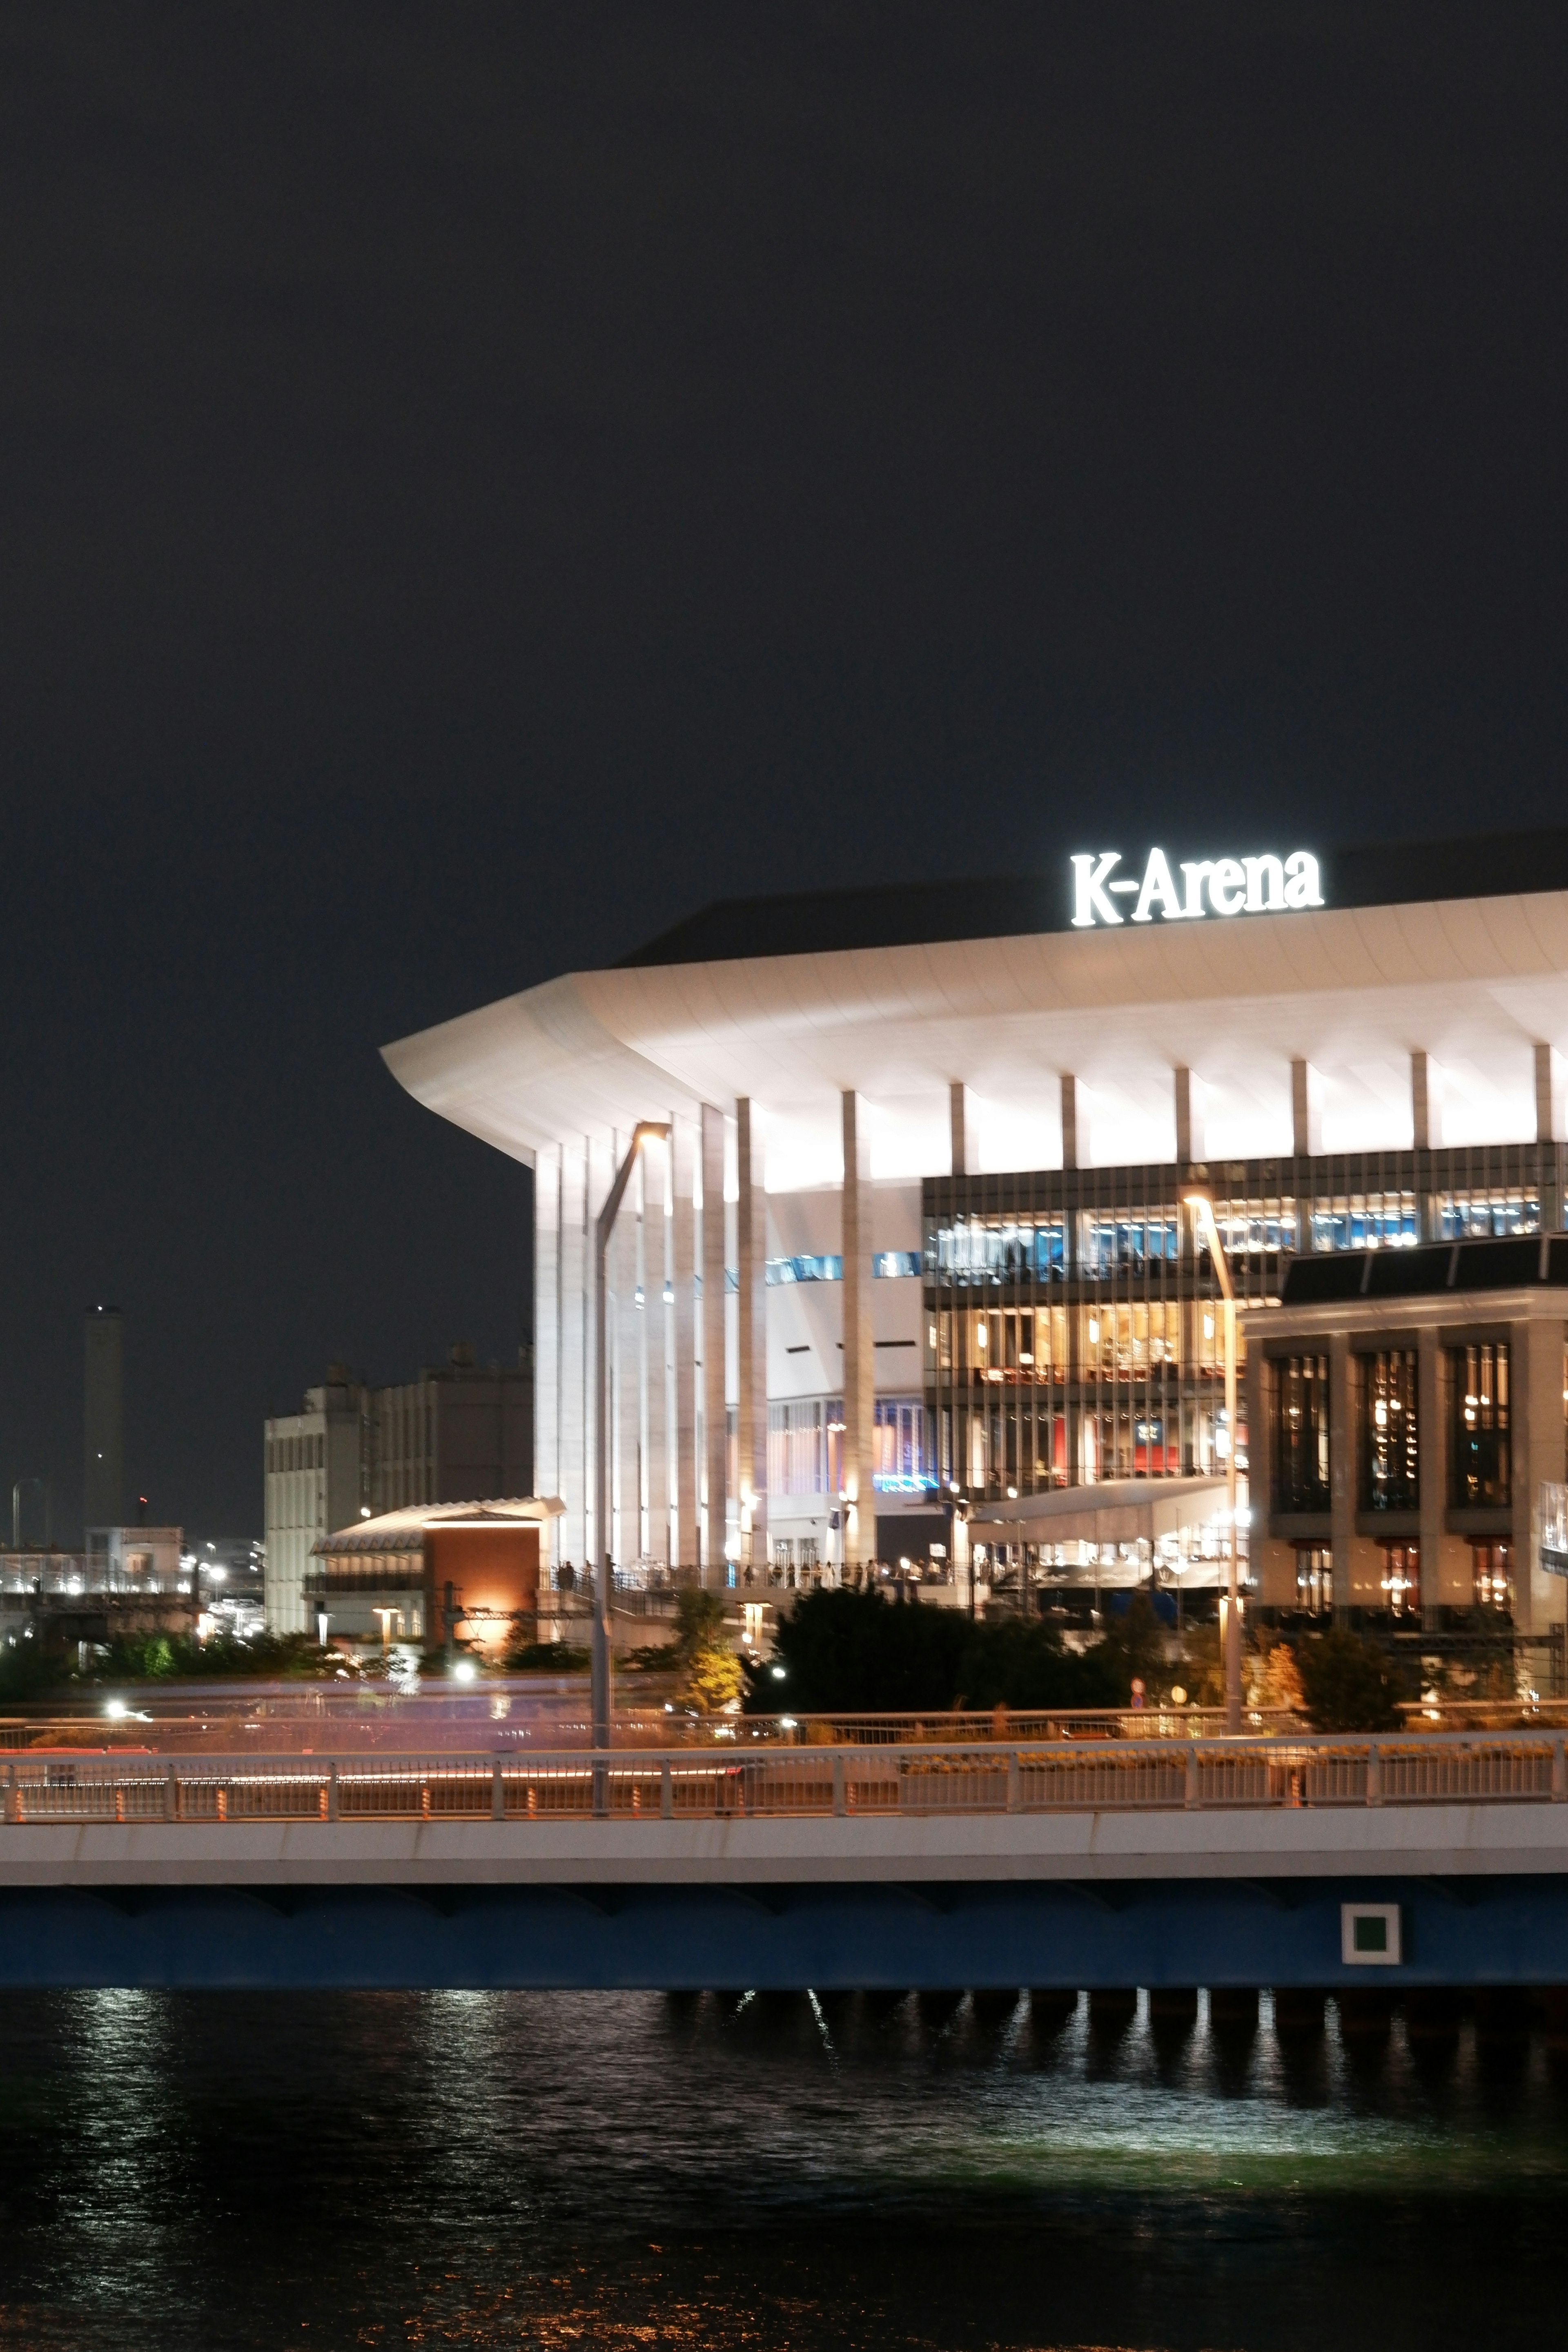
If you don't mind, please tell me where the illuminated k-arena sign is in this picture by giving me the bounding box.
[1070,847,1324,928]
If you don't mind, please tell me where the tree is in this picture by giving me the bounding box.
[1094,1595,1167,1700]
[673,1587,728,1656]
[684,1643,744,1711]
[1295,1629,1401,1732]
[955,1616,1126,1710]
[750,1586,969,1714]
[1248,1632,1306,1715]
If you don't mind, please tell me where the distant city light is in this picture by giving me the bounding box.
[452,1659,477,1683]
[105,1699,127,1719]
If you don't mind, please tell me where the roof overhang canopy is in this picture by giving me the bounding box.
[382,885,1568,1185]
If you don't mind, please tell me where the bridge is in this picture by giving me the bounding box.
[3,1731,1568,1992]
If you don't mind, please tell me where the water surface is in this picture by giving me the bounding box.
[0,1987,1564,2348]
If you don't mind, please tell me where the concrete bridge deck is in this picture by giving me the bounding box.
[3,1735,1567,1990]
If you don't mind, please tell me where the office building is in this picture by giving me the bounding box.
[263,1351,534,1632]
[380,827,1568,1638]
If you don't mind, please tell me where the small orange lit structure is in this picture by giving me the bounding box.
[308,1498,564,1655]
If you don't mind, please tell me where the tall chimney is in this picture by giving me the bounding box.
[84,1306,124,1533]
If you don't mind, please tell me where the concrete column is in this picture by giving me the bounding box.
[1291,1059,1323,1159]
[949,1080,975,1178]
[1513,1315,1568,1639]
[558,1142,588,1577]
[1535,1046,1564,1232]
[841,1091,876,1574]
[1330,1335,1377,1614]
[1060,1074,1081,1172]
[1536,1043,1563,1143]
[1243,1334,1289,1603]
[1417,1330,1444,1625]
[671,1118,698,1572]
[585,1136,613,1575]
[1411,1050,1442,1151]
[645,1137,670,1567]
[533,1147,561,1551]
[701,1104,728,1584]
[1175,1067,1204,1166]
[737,1098,768,1578]
[614,1156,641,1566]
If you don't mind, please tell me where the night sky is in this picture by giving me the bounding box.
[2,4,1565,1541]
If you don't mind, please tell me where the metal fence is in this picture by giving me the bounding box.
[0,1703,1303,1756]
[4,1732,1567,1824]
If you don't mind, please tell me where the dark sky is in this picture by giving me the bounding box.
[2,3,1565,1541]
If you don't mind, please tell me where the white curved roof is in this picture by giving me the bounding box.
[383,890,1568,1185]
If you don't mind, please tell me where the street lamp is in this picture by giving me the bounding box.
[1184,1189,1241,1734]
[593,1121,672,1754]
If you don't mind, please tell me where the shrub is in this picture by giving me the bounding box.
[0,1635,73,1704]
[506,1639,590,1674]
[90,1629,341,1682]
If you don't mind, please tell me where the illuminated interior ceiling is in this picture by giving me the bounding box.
[382,889,1568,1187]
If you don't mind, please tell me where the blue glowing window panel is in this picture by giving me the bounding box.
[1077,1216,1180,1275]
[872,1396,935,1491]
[1310,1203,1419,1252]
[872,1252,922,1279]
[930,1220,1067,1285]
[1215,1208,1300,1254]
[766,1255,843,1285]
[1437,1194,1539,1240]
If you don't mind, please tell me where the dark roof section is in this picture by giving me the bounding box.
[619,824,1568,969]
[1279,1235,1568,1307]
[1277,1255,1372,1306]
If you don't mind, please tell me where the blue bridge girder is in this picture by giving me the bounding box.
[4,1734,1568,1989]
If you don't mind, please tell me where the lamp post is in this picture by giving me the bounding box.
[593,1122,672,1757]
[1184,1190,1241,1734]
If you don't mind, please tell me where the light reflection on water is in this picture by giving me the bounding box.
[0,1987,1565,2348]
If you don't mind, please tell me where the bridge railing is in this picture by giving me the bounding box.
[3,1731,1566,1824]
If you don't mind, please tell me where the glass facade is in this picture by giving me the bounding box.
[923,1163,1253,1502]
[1311,1195,1417,1250]
[1450,1341,1510,1508]
[1472,1540,1514,1611]
[766,1255,842,1285]
[1437,1191,1539,1239]
[1272,1354,1331,1514]
[767,1250,927,1285]
[766,1398,844,1496]
[872,1396,932,1491]
[1294,1542,1333,1615]
[1359,1350,1419,1512]
[1379,1539,1421,1615]
[923,1143,1564,1514]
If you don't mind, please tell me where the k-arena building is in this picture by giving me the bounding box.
[385,829,1568,1642]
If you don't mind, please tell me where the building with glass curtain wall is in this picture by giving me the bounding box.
[383,826,1568,1638]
